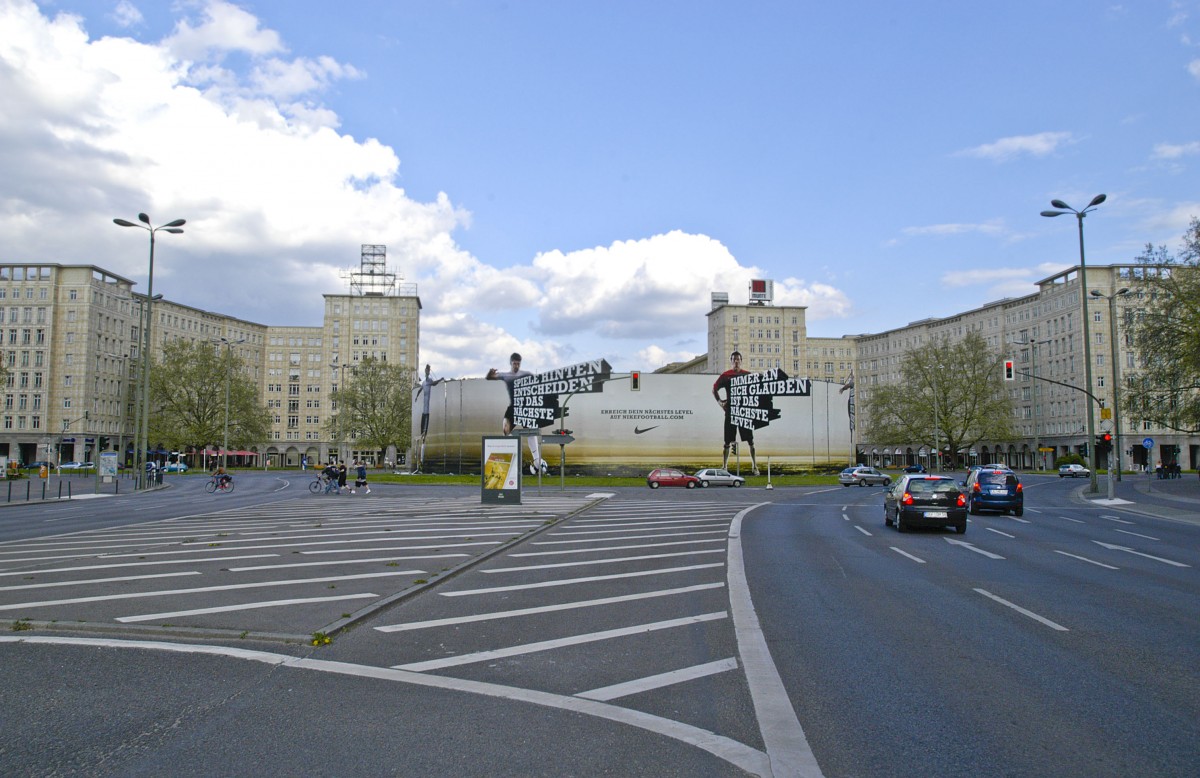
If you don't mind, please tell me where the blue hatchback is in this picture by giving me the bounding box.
[965,468,1023,516]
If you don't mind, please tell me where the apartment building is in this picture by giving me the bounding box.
[0,246,419,470]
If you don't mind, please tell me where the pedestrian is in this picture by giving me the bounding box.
[301,456,306,472]
[322,462,339,494]
[354,460,370,494]
[337,462,348,494]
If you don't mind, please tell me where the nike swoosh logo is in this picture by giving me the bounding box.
[634,426,659,435]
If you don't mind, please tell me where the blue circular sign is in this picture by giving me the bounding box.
[1142,437,1154,449]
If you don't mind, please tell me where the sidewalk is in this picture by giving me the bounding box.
[1081,470,1200,525]
[0,475,143,506]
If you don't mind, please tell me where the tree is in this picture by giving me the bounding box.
[1124,217,1200,434]
[330,357,415,462]
[861,331,1015,467]
[146,340,272,454]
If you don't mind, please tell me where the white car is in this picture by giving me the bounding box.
[1058,463,1090,478]
[694,468,745,487]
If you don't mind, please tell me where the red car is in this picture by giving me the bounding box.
[647,468,700,489]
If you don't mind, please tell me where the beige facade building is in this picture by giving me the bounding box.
[0,246,419,470]
[686,266,1195,471]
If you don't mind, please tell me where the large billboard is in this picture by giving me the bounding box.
[413,367,852,473]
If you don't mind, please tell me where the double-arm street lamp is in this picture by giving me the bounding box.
[1041,194,1105,494]
[329,359,349,463]
[1091,287,1131,496]
[114,214,185,489]
[213,337,247,471]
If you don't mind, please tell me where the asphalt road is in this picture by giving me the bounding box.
[0,472,1196,776]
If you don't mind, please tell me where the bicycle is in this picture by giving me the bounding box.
[205,475,235,494]
[308,474,331,494]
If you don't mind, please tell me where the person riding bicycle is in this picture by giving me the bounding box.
[321,462,340,494]
[214,466,233,488]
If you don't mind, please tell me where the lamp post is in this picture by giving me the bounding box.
[114,214,185,488]
[213,337,247,471]
[329,360,345,463]
[1091,288,1131,493]
[1041,194,1105,493]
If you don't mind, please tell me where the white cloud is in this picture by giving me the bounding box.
[956,131,1076,162]
[901,220,1005,238]
[164,0,284,60]
[1152,140,1200,159]
[111,1,143,28]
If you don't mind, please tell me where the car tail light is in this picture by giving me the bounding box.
[902,492,913,505]
[1016,483,1023,493]
[972,482,982,493]
[957,494,967,507]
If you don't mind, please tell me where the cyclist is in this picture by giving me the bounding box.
[321,462,340,494]
[214,466,233,490]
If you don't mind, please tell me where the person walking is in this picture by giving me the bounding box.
[337,462,348,494]
[354,460,370,494]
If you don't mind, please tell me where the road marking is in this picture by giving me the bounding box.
[1093,541,1190,568]
[944,538,1005,559]
[854,526,872,536]
[0,635,771,778]
[890,547,926,564]
[533,530,728,545]
[0,555,277,576]
[985,528,1015,538]
[1053,550,1119,570]
[301,541,500,554]
[116,593,380,623]
[729,505,824,777]
[511,539,724,557]
[974,588,1069,631]
[230,558,457,571]
[549,522,730,537]
[1060,516,1086,524]
[0,571,199,592]
[1100,515,1135,525]
[577,658,739,701]
[1010,517,1031,524]
[441,563,725,597]
[392,612,729,672]
[482,549,725,573]
[0,571,417,613]
[375,583,725,633]
[1114,529,1159,541]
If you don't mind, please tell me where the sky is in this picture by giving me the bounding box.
[2,0,1198,379]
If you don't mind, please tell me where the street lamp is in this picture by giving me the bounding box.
[1091,287,1131,496]
[329,359,346,463]
[1041,193,1105,493]
[114,213,185,488]
[213,337,247,471]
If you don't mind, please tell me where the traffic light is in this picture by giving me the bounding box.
[98,436,109,451]
[630,371,641,391]
[1003,360,1015,381]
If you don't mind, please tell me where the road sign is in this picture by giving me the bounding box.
[1142,437,1154,449]
[1100,407,1112,420]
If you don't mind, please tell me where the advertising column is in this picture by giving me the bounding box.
[481,436,522,504]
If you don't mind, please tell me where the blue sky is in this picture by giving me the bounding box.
[2,0,1198,377]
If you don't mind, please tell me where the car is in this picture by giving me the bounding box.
[965,467,1024,516]
[838,466,892,487]
[163,462,189,473]
[903,463,927,474]
[982,463,1013,471]
[647,468,700,489]
[26,460,55,470]
[694,468,745,487]
[1059,463,1090,478]
[884,475,967,533]
[59,461,96,471]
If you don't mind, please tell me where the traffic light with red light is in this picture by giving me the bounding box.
[1003,360,1015,381]
[630,370,641,391]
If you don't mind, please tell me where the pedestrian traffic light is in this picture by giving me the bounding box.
[630,370,641,391]
[1003,360,1015,381]
[1102,432,1112,444]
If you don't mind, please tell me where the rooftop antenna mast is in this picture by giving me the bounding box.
[344,244,399,297]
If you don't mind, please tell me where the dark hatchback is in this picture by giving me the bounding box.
[965,468,1023,516]
[884,475,967,533]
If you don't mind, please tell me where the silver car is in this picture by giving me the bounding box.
[1058,463,1090,478]
[694,468,745,487]
[839,466,892,487]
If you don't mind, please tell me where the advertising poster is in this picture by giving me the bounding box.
[480,436,521,504]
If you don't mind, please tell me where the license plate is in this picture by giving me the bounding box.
[925,511,947,518]
[990,490,1006,495]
